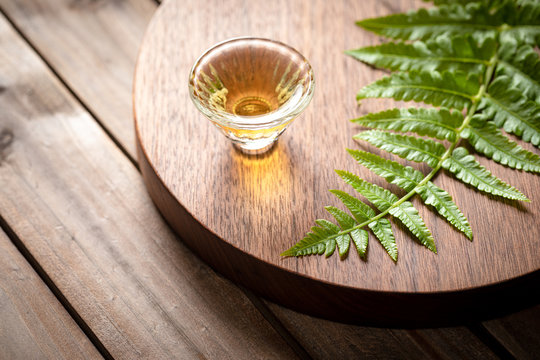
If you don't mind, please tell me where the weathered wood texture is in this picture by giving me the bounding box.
[0,228,102,360]
[483,306,540,360]
[266,303,499,360]
[2,0,539,357]
[0,0,156,158]
[0,13,299,360]
[133,0,539,324]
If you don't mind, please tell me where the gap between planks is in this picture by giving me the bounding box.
[0,5,310,359]
[0,7,138,169]
[0,0,532,358]
[0,213,113,360]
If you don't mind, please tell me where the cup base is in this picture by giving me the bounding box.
[233,140,276,155]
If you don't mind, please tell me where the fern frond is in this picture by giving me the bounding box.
[463,119,540,172]
[368,219,398,261]
[416,182,472,239]
[497,40,540,103]
[480,76,540,146]
[354,130,446,168]
[346,35,493,74]
[356,3,499,42]
[357,70,478,110]
[351,107,462,142]
[284,0,540,263]
[442,147,529,201]
[346,149,423,192]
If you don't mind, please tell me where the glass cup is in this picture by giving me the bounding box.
[188,37,315,154]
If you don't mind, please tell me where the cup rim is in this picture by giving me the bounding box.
[188,36,315,129]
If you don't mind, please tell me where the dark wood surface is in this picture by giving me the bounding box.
[133,0,540,324]
[1,0,539,358]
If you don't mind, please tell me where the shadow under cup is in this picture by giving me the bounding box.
[189,37,315,154]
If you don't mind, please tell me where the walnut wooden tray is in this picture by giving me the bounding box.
[134,0,540,326]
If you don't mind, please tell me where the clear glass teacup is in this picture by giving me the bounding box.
[189,37,315,154]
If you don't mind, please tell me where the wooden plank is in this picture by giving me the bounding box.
[482,305,540,359]
[267,304,498,360]
[3,0,536,356]
[0,13,299,360]
[0,228,102,360]
[0,0,156,158]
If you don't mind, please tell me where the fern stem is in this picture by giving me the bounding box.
[328,53,499,242]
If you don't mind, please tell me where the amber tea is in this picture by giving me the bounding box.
[189,37,314,154]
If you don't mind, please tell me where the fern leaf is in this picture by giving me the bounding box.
[326,206,369,258]
[368,219,398,261]
[497,40,540,103]
[356,3,499,42]
[351,107,462,142]
[357,70,478,110]
[324,206,357,257]
[281,223,339,257]
[442,147,529,201]
[336,170,398,211]
[337,171,435,250]
[503,1,540,46]
[334,235,349,257]
[329,189,376,222]
[354,130,446,168]
[416,181,473,239]
[347,148,472,239]
[285,0,540,262]
[462,119,540,172]
[346,35,493,74]
[325,205,355,229]
[351,228,369,258]
[346,149,423,192]
[389,201,437,252]
[315,219,341,257]
[480,76,540,146]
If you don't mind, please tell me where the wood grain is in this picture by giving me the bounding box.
[0,12,299,359]
[482,305,540,359]
[0,0,156,158]
[266,303,499,360]
[3,0,539,356]
[134,0,540,324]
[0,228,101,360]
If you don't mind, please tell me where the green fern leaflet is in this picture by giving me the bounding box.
[282,0,540,262]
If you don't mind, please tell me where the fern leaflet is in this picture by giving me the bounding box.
[351,107,462,142]
[347,35,494,74]
[357,70,478,110]
[441,147,529,201]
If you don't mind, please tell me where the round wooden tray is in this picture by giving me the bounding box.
[134,0,540,326]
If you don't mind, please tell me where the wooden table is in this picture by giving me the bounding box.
[0,0,538,358]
